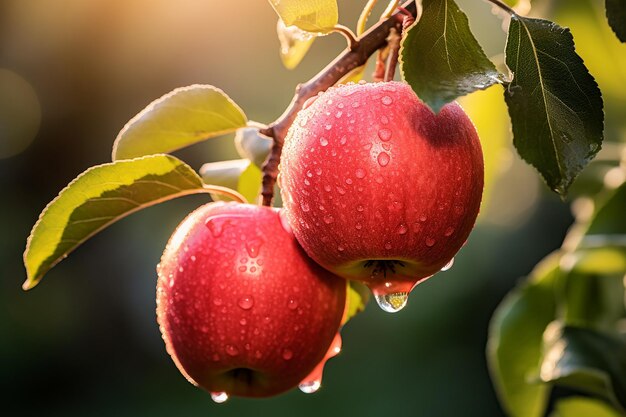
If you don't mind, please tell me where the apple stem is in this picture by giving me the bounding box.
[259,1,418,206]
[383,28,401,82]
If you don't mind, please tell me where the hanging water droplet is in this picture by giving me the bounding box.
[282,348,294,360]
[245,238,263,258]
[355,168,366,179]
[377,152,390,167]
[299,380,321,394]
[374,292,409,313]
[381,96,393,105]
[238,296,254,310]
[320,137,329,146]
[225,345,239,356]
[210,392,229,403]
[378,128,392,141]
[441,258,455,272]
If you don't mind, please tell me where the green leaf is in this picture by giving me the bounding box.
[23,155,209,290]
[199,159,262,204]
[504,16,604,195]
[234,126,272,169]
[112,85,247,161]
[540,324,626,411]
[268,0,338,33]
[277,19,316,69]
[585,182,626,238]
[400,0,501,113]
[560,248,626,331]
[487,253,560,417]
[550,397,624,417]
[342,281,369,326]
[606,0,626,42]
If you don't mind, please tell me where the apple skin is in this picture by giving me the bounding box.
[156,202,346,398]
[280,81,483,297]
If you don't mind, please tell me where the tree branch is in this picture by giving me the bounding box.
[260,0,418,206]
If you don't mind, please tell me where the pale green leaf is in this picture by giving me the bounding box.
[112,85,247,160]
[234,126,273,169]
[268,0,338,33]
[277,19,316,69]
[550,397,624,417]
[24,155,208,290]
[342,281,369,326]
[199,159,262,204]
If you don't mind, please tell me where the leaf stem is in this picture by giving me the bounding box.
[259,1,417,206]
[202,184,247,204]
[332,24,360,50]
[357,0,379,36]
[484,0,516,15]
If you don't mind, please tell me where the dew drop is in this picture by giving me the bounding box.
[320,137,329,146]
[380,115,389,124]
[397,224,408,235]
[240,318,247,326]
[323,214,334,224]
[444,227,455,237]
[213,298,223,306]
[299,380,321,394]
[378,129,392,141]
[324,184,332,192]
[441,257,455,272]
[374,292,409,313]
[355,168,366,179]
[245,238,264,258]
[381,96,393,105]
[238,265,247,272]
[419,215,427,222]
[337,245,345,252]
[306,170,313,178]
[337,102,344,109]
[211,392,229,403]
[351,101,360,108]
[377,152,390,167]
[324,124,332,131]
[238,296,254,310]
[335,111,343,118]
[315,167,322,175]
[225,345,239,356]
[357,205,364,212]
[279,210,293,234]
[301,202,311,212]
[340,136,347,145]
[355,223,362,230]
[345,178,353,185]
[336,186,346,195]
[288,299,298,310]
[425,237,436,247]
[282,349,294,360]
[384,242,392,250]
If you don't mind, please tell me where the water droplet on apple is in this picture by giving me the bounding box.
[213,298,223,306]
[306,170,313,178]
[425,237,436,247]
[304,179,310,186]
[225,345,239,356]
[351,101,360,108]
[355,223,362,230]
[278,210,292,234]
[282,348,294,360]
[240,318,247,325]
[419,215,427,222]
[378,129,392,141]
[320,137,329,146]
[444,227,455,237]
[238,265,247,272]
[210,392,229,403]
[324,124,332,131]
[245,238,263,258]
[355,168,366,179]
[301,202,310,212]
[345,178,353,185]
[357,205,364,212]
[397,224,408,235]
[381,96,393,105]
[315,167,322,175]
[190,255,196,262]
[323,184,332,192]
[377,152,390,167]
[340,135,347,145]
[299,380,321,394]
[238,296,254,310]
[380,115,389,124]
[374,292,409,313]
[336,186,346,195]
[337,245,345,252]
[337,102,344,109]
[335,111,343,118]
[375,176,383,184]
[323,214,334,224]
[384,242,392,250]
[288,299,298,310]
[441,257,455,271]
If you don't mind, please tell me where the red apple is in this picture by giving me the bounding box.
[279,81,483,312]
[156,202,347,399]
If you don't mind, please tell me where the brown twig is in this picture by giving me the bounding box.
[384,28,401,82]
[260,0,418,206]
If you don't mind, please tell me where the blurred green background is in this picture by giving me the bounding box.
[1,0,624,416]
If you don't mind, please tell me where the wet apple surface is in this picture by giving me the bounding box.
[157,202,347,398]
[280,81,484,311]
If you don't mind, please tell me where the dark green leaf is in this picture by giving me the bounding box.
[23,155,209,290]
[550,397,624,417]
[400,0,501,112]
[112,85,247,160]
[541,324,626,411]
[606,0,626,42]
[487,253,560,417]
[504,16,604,195]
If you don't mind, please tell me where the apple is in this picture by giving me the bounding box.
[279,81,483,312]
[156,202,347,400]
